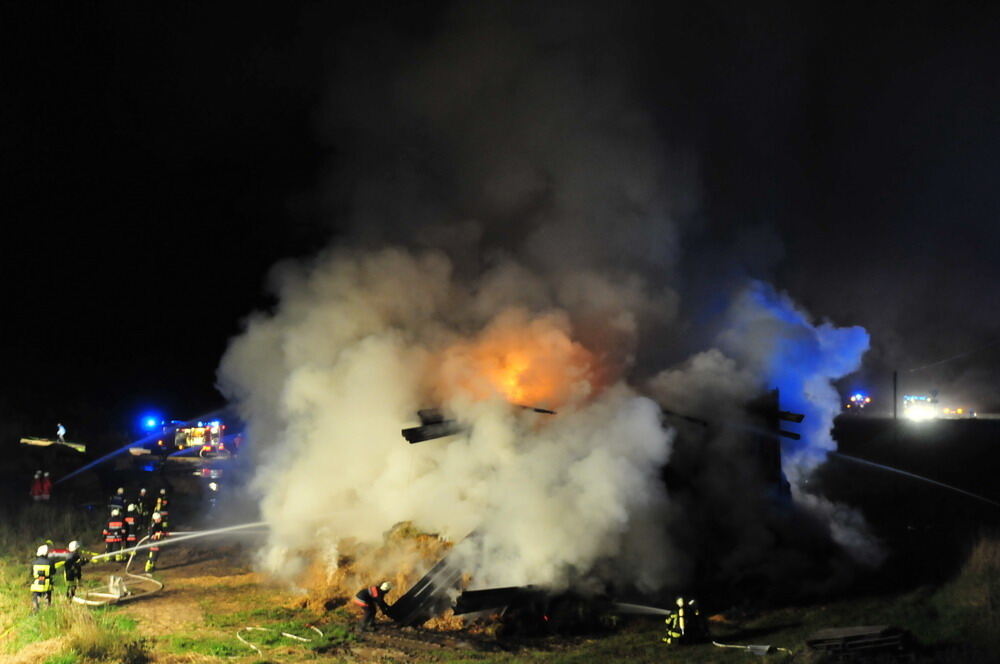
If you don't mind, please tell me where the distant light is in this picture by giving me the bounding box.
[140,413,162,431]
[905,404,936,422]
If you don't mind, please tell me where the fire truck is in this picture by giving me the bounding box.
[174,420,229,457]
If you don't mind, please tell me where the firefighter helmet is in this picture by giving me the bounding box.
[127,503,136,512]
[34,470,42,477]
[379,581,393,592]
[676,597,684,608]
[116,487,124,495]
[43,471,50,477]
[111,508,121,517]
[152,512,162,522]
[69,541,80,552]
[159,488,167,495]
[37,544,49,557]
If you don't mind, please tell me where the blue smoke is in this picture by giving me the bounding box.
[719,281,870,479]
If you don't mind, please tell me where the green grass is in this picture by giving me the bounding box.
[4,504,1000,663]
[165,633,249,657]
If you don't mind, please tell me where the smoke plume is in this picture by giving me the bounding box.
[219,2,875,598]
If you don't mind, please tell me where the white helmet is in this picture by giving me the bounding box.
[44,472,50,477]
[159,488,167,495]
[127,503,136,512]
[152,512,162,522]
[116,487,124,495]
[379,581,393,592]
[69,541,80,552]
[34,470,42,477]
[37,545,49,557]
[111,508,121,517]
[139,488,147,495]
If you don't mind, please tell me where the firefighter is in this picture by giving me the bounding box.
[109,487,126,514]
[353,581,393,632]
[136,488,152,529]
[40,472,53,501]
[154,488,170,530]
[30,545,65,612]
[145,511,166,573]
[103,508,125,562]
[29,470,44,502]
[123,504,139,553]
[662,597,705,645]
[63,541,92,600]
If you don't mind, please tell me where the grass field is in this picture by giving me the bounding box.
[1,503,998,663]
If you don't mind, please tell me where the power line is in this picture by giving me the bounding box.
[906,336,1000,374]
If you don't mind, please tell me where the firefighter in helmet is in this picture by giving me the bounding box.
[103,508,125,562]
[145,511,166,573]
[63,541,93,600]
[108,487,126,515]
[136,488,152,530]
[353,581,393,632]
[30,544,65,611]
[123,504,139,553]
[662,596,705,645]
[154,488,170,530]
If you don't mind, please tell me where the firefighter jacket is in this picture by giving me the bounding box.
[104,516,124,543]
[147,520,166,550]
[30,476,44,499]
[354,586,390,612]
[137,493,152,517]
[40,476,53,498]
[109,494,126,513]
[154,496,170,526]
[63,551,91,582]
[124,514,138,544]
[30,556,64,593]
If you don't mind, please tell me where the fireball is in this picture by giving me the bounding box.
[433,309,602,410]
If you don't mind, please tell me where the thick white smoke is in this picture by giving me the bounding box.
[220,248,677,590]
[219,2,878,598]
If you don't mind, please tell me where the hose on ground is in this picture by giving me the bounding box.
[236,624,324,655]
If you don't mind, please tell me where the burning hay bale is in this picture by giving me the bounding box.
[294,522,455,617]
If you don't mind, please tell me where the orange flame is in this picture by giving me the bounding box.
[433,309,602,410]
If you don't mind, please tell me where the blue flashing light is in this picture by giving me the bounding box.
[141,464,156,472]
[140,412,162,431]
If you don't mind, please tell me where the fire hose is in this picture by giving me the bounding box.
[236,625,323,655]
[712,641,794,657]
[72,536,163,606]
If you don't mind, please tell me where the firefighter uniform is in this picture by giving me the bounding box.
[662,597,705,645]
[30,547,65,611]
[123,504,139,552]
[109,488,126,515]
[40,472,53,501]
[103,509,125,561]
[30,471,44,501]
[136,488,152,530]
[353,582,393,631]
[63,542,92,599]
[154,490,170,530]
[145,513,166,573]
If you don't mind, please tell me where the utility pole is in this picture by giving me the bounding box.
[892,370,898,420]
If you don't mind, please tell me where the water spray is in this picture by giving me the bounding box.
[831,452,1000,508]
[612,602,674,616]
[90,521,268,562]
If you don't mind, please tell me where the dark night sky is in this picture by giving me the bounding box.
[4,2,1000,444]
